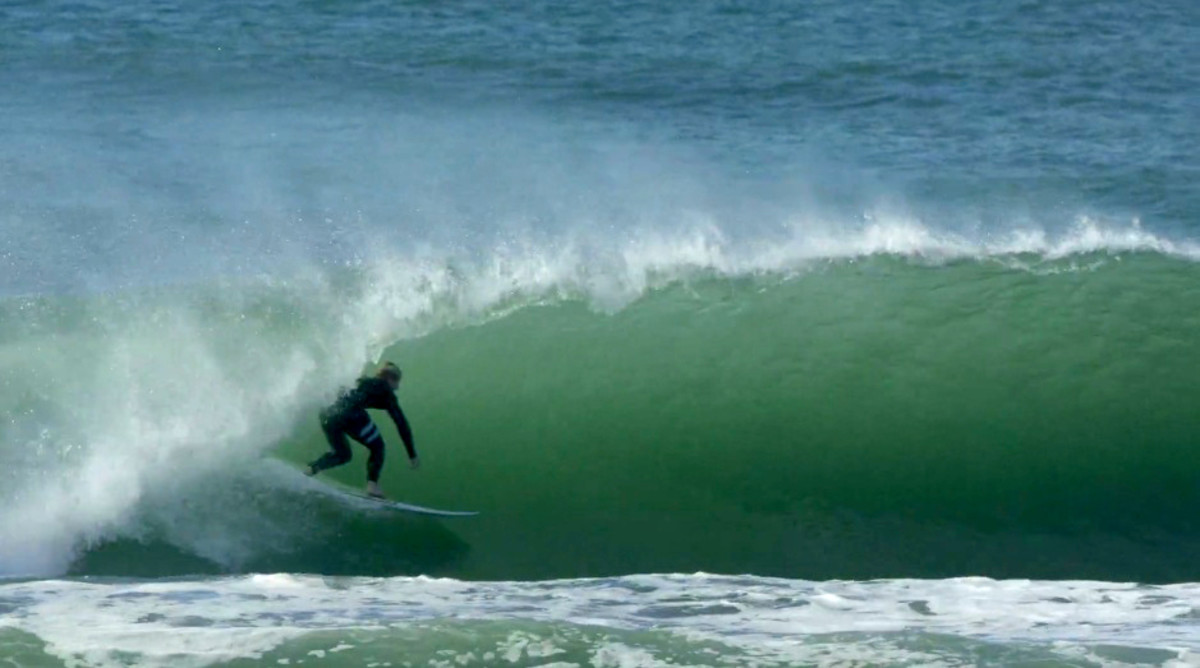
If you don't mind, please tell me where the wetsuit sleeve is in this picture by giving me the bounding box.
[387,397,417,459]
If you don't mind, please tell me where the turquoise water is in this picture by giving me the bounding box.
[3,0,1200,664]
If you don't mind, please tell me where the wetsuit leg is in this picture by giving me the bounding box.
[308,417,352,473]
[349,418,386,483]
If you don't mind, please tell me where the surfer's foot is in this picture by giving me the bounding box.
[366,481,386,499]
[304,464,318,477]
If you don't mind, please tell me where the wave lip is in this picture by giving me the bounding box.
[483,216,1200,308]
[777,215,1200,264]
[371,215,1200,314]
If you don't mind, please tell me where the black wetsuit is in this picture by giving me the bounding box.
[308,377,416,482]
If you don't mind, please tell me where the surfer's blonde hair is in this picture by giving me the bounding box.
[377,361,402,382]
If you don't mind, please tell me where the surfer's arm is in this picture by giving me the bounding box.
[388,401,417,460]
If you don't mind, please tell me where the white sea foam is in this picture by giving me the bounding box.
[2,574,1199,667]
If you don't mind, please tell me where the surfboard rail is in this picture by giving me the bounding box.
[339,489,480,517]
[279,459,479,517]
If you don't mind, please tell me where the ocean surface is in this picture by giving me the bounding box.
[3,0,1200,665]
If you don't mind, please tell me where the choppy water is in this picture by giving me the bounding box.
[6,574,1200,667]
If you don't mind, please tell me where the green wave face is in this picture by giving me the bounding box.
[270,255,1200,582]
[7,253,1200,581]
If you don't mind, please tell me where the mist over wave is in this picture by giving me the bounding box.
[2,101,1198,580]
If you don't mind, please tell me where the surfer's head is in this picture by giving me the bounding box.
[377,361,402,390]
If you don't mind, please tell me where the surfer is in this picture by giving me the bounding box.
[306,361,419,499]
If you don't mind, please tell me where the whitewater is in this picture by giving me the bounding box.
[4,0,1200,665]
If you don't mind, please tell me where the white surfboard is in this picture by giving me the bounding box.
[336,487,479,517]
[281,460,479,517]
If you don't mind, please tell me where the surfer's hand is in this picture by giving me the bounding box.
[410,456,420,470]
